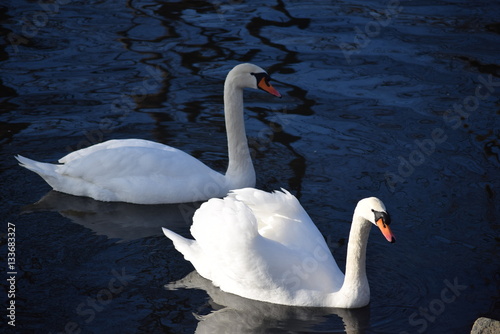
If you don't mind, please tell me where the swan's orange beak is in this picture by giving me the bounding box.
[376,218,396,243]
[258,77,281,97]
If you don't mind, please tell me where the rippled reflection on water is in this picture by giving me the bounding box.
[1,0,499,333]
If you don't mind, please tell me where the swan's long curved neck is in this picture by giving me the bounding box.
[337,215,371,306]
[223,82,255,187]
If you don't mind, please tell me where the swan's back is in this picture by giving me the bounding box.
[59,139,169,163]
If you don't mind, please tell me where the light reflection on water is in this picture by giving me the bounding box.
[1,0,499,333]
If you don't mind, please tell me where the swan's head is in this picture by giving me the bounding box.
[226,63,281,97]
[355,197,396,243]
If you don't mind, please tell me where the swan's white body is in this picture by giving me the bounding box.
[162,188,395,308]
[16,63,281,204]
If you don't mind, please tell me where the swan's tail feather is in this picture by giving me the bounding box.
[15,155,62,188]
[162,227,197,261]
[162,227,213,279]
[16,155,58,176]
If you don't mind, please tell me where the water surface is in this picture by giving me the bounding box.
[1,0,499,333]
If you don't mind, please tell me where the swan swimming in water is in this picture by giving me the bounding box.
[16,63,281,204]
[162,188,395,308]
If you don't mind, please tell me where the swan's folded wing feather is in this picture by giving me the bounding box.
[56,146,226,203]
[228,188,330,253]
[59,139,173,164]
[60,146,204,179]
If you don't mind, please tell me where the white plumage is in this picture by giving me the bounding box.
[16,63,281,204]
[163,188,395,308]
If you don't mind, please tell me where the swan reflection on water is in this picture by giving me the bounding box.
[167,271,370,334]
[22,191,202,240]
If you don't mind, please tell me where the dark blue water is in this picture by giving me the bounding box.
[1,0,499,333]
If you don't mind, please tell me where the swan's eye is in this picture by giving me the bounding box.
[373,210,391,226]
[251,72,271,87]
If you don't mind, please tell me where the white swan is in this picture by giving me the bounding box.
[162,188,395,308]
[15,63,281,204]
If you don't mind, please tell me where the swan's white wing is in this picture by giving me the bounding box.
[173,191,344,305]
[59,139,169,164]
[228,188,337,257]
[228,188,344,290]
[56,145,227,203]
